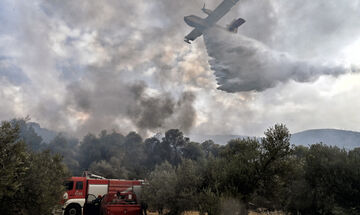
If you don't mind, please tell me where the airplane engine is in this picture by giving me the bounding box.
[227,18,245,33]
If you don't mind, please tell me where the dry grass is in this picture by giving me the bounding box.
[249,211,284,215]
[147,212,200,215]
[147,211,284,215]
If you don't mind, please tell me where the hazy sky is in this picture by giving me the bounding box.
[1,0,360,137]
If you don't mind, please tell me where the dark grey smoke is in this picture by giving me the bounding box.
[204,27,357,92]
[66,75,196,136]
[34,0,204,136]
[127,82,175,131]
[127,83,196,133]
[175,92,196,132]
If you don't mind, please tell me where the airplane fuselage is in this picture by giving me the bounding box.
[183,0,242,44]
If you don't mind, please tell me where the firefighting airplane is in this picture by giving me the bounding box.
[184,0,244,44]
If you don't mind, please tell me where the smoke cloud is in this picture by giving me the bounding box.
[127,82,196,133]
[66,74,196,136]
[204,27,357,92]
[0,0,205,137]
[2,0,360,137]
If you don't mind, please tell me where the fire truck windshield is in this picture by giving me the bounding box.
[64,181,74,191]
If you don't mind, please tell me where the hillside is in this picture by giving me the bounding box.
[29,121,360,149]
[191,129,360,149]
[291,129,360,149]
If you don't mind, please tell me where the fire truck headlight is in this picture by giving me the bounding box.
[63,192,68,200]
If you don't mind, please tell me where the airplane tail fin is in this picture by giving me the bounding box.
[227,18,246,33]
[201,3,212,15]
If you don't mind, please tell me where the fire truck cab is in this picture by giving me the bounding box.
[62,173,143,215]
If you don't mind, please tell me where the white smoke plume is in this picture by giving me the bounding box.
[204,27,357,92]
[2,0,360,136]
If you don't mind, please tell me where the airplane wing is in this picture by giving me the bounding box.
[204,0,240,25]
[184,28,203,43]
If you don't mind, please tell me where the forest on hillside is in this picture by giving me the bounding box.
[1,119,360,215]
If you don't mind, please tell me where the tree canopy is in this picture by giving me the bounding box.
[4,119,360,215]
[0,120,69,215]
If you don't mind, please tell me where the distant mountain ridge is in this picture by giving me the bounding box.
[28,121,360,149]
[190,129,360,149]
[291,129,360,149]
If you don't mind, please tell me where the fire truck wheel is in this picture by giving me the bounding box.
[65,204,81,215]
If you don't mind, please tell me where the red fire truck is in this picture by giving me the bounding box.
[62,172,143,215]
[99,192,141,215]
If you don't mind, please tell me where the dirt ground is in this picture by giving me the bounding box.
[147,211,284,215]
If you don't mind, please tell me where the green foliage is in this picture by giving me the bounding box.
[10,119,360,215]
[0,120,69,215]
[48,133,80,175]
[143,137,170,168]
[198,188,221,215]
[77,130,149,179]
[143,160,205,215]
[303,144,360,214]
[284,144,360,214]
[122,132,146,178]
[0,121,29,214]
[182,142,204,161]
[203,124,294,211]
[21,151,69,215]
[79,133,104,169]
[89,157,128,179]
[15,119,44,152]
[170,160,202,214]
[142,162,178,214]
[217,138,260,199]
[254,124,295,209]
[201,140,220,158]
[162,129,190,165]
